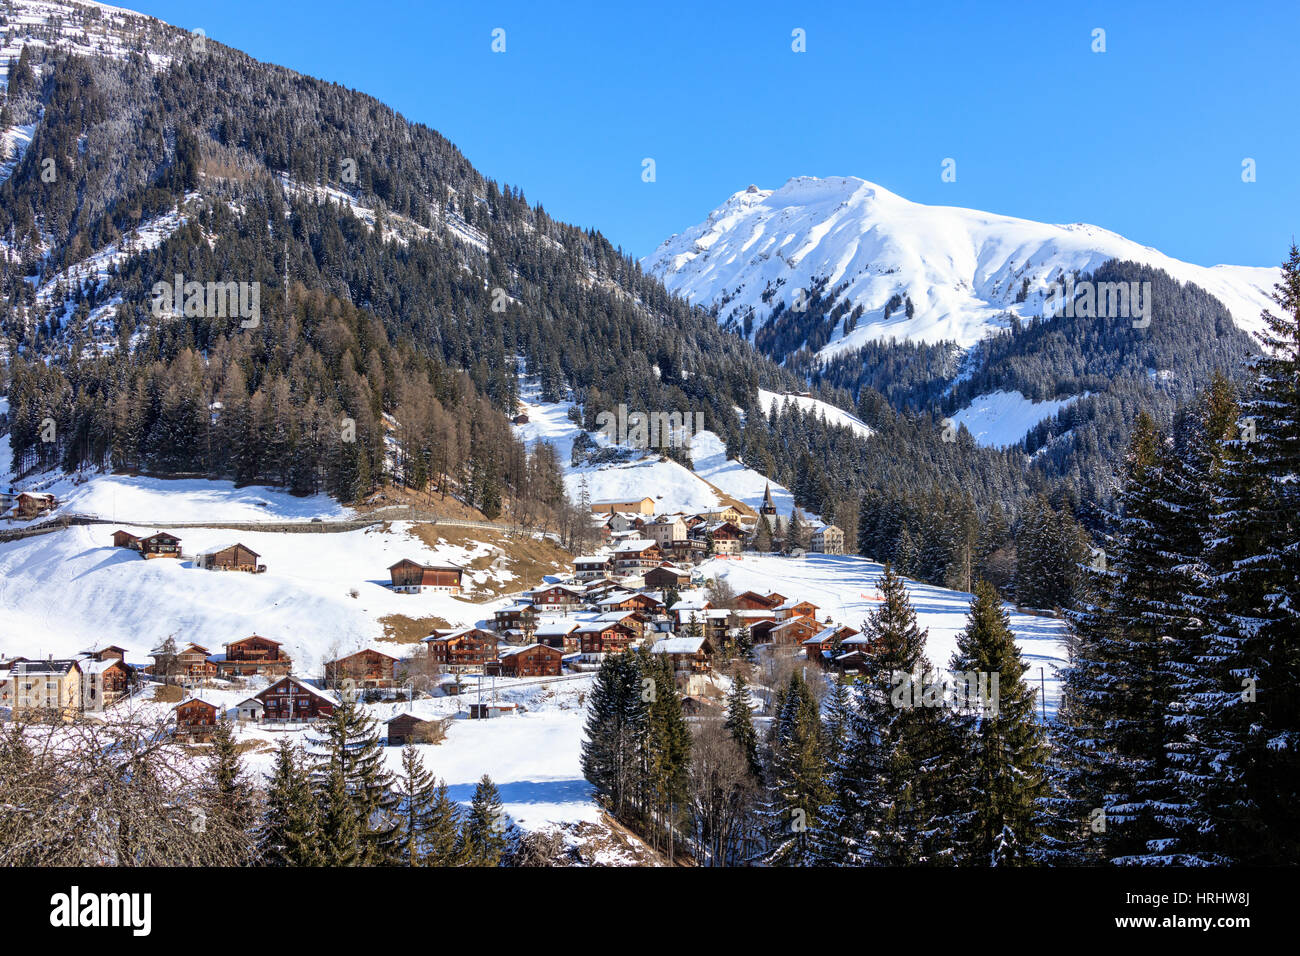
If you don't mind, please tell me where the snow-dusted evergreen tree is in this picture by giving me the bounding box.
[308,696,399,865]
[946,580,1049,865]
[393,743,464,866]
[1186,246,1300,864]
[761,671,829,866]
[816,564,939,864]
[462,775,511,866]
[580,652,647,819]
[258,739,320,866]
[724,673,762,781]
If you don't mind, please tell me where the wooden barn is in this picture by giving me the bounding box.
[386,712,443,746]
[196,543,264,572]
[247,676,337,723]
[324,648,400,689]
[174,698,220,740]
[215,635,292,678]
[489,643,564,678]
[139,531,182,558]
[388,559,464,594]
[642,563,692,590]
[14,492,56,519]
[112,530,142,551]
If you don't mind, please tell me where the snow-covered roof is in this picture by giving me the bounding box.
[612,538,658,553]
[651,636,707,655]
[535,620,581,637]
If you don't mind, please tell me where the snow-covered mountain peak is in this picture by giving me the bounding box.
[644,174,1280,352]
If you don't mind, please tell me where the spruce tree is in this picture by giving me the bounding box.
[762,672,829,866]
[258,740,320,866]
[206,718,255,855]
[309,696,400,864]
[463,774,511,866]
[724,673,762,781]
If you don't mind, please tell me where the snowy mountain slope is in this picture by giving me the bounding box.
[643,176,1279,351]
[756,388,874,439]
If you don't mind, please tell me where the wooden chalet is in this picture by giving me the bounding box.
[488,643,564,678]
[174,698,220,739]
[534,619,581,653]
[388,559,464,594]
[78,657,133,711]
[14,492,56,519]
[642,563,692,590]
[422,627,497,673]
[150,642,217,680]
[528,584,585,609]
[706,521,744,554]
[766,615,823,647]
[215,635,291,678]
[598,590,662,615]
[735,590,786,611]
[775,599,820,622]
[803,624,862,663]
[324,648,401,689]
[577,619,637,661]
[139,531,182,558]
[573,554,614,581]
[611,539,663,573]
[493,603,539,636]
[246,676,337,723]
[650,635,715,674]
[196,543,264,573]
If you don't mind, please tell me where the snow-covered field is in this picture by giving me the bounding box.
[948,389,1083,448]
[0,521,516,673]
[699,552,1069,715]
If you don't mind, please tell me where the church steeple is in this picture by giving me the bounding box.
[760,483,777,516]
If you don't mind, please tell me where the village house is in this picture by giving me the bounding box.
[422,627,497,674]
[386,712,444,746]
[698,505,744,526]
[534,618,581,653]
[735,590,786,611]
[590,609,645,639]
[573,554,614,581]
[324,648,401,689]
[644,515,687,548]
[388,559,464,594]
[706,521,745,555]
[591,496,656,515]
[642,563,692,590]
[597,590,663,616]
[243,676,337,723]
[139,531,183,558]
[9,659,83,720]
[149,642,217,681]
[663,538,708,564]
[803,624,863,663]
[608,512,649,534]
[173,698,221,740]
[76,653,134,712]
[196,543,265,572]
[650,635,715,674]
[493,603,539,638]
[577,619,638,661]
[214,635,292,679]
[13,491,56,519]
[612,539,663,573]
[488,643,564,678]
[811,524,846,555]
[528,583,586,610]
[762,615,824,647]
[775,599,820,622]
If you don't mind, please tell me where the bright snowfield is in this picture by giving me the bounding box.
[512,380,820,518]
[642,176,1280,350]
[948,390,1084,448]
[0,521,525,674]
[699,552,1069,716]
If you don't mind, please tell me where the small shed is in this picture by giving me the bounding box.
[386,712,443,746]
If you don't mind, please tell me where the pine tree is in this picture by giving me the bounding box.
[724,673,762,781]
[206,718,255,855]
[644,651,692,862]
[462,774,510,866]
[308,696,399,865]
[946,580,1049,864]
[762,672,829,865]
[393,743,450,866]
[258,740,320,866]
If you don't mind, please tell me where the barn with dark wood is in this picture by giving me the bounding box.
[112,530,142,551]
[386,712,443,745]
[388,559,464,594]
[196,543,264,572]
[642,563,692,590]
[14,492,56,518]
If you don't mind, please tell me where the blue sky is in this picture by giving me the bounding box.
[130,0,1297,267]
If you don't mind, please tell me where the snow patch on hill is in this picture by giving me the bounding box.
[948,389,1083,449]
[757,388,874,439]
